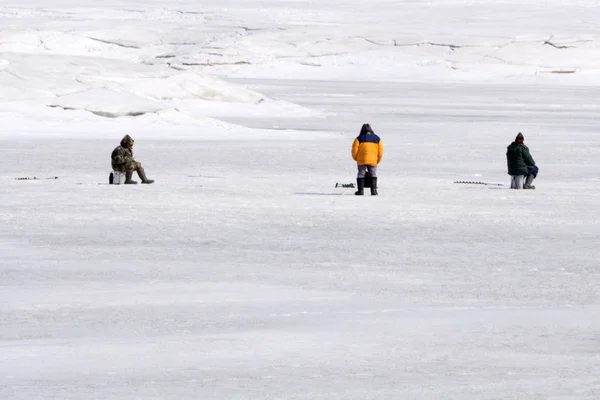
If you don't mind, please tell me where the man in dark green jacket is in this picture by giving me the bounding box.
[506,132,538,189]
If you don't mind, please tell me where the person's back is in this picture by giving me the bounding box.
[351,123,383,195]
[506,132,538,189]
[353,125,382,167]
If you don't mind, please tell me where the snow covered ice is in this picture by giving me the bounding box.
[1,1,600,399]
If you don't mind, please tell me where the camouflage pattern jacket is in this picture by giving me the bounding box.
[111,135,138,172]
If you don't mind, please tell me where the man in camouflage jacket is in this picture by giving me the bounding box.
[111,135,154,184]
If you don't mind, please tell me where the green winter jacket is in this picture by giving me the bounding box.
[506,142,535,175]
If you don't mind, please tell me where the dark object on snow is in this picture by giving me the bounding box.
[335,182,355,188]
[16,176,58,180]
[454,181,506,186]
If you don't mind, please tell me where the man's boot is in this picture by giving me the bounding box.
[137,168,154,184]
[370,177,378,196]
[355,178,364,195]
[124,170,138,184]
[524,174,535,189]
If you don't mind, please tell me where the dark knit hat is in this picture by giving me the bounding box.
[515,132,524,141]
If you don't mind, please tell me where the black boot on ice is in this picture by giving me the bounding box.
[355,178,365,195]
[370,177,378,196]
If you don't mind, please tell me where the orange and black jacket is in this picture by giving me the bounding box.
[352,127,383,166]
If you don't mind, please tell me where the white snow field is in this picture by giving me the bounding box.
[2,1,600,399]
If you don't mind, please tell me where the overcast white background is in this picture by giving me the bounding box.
[1,1,600,399]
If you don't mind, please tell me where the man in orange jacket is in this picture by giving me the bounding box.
[351,123,384,195]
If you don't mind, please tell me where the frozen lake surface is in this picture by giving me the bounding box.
[1,1,600,399]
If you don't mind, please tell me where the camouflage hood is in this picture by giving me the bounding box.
[120,135,134,148]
